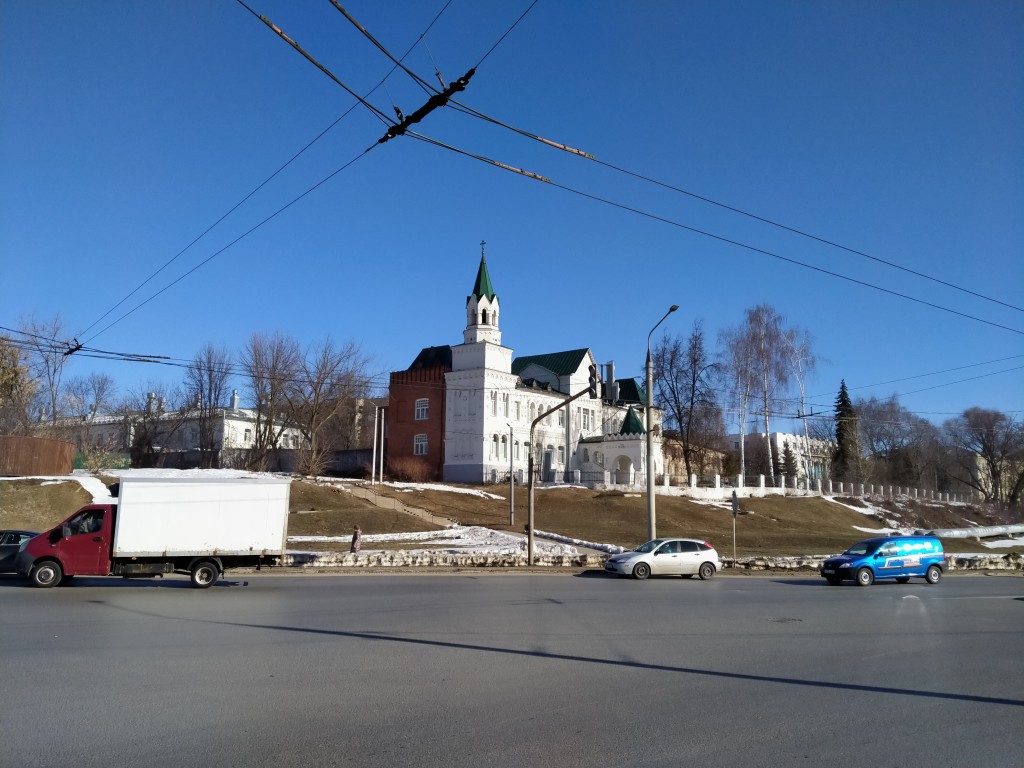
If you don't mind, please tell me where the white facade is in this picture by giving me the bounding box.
[72,396,306,455]
[727,430,832,482]
[442,255,664,484]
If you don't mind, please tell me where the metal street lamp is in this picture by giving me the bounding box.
[646,304,679,541]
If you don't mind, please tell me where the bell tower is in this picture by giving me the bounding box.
[464,241,501,345]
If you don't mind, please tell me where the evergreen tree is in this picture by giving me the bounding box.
[833,380,861,482]
[782,440,798,479]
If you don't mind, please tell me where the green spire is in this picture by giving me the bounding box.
[471,241,496,301]
[619,406,646,435]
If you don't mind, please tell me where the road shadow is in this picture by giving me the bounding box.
[0,574,247,590]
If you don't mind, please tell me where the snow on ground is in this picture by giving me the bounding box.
[823,496,907,532]
[289,526,583,556]
[980,538,1024,549]
[383,482,505,500]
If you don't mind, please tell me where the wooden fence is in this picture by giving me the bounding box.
[0,435,75,476]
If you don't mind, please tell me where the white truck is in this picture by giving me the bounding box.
[17,476,291,588]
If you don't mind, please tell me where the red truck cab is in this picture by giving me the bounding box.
[19,505,116,586]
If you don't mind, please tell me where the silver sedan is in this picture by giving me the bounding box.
[604,537,721,580]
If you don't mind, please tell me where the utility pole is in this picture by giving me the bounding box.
[508,423,515,526]
[527,384,598,564]
[645,305,678,542]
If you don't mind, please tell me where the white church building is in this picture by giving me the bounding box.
[388,250,666,485]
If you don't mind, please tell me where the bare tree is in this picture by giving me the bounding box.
[719,325,755,479]
[287,338,372,476]
[746,305,789,485]
[183,345,233,468]
[944,408,1024,507]
[855,395,948,488]
[19,314,68,428]
[783,327,818,484]
[115,383,188,468]
[240,332,301,471]
[653,321,722,477]
[62,372,118,452]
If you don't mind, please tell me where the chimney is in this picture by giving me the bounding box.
[146,392,155,413]
[231,389,239,411]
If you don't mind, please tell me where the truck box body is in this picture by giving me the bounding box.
[112,476,289,557]
[17,475,291,588]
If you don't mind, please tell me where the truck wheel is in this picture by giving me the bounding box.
[190,560,220,589]
[925,565,942,584]
[31,560,63,588]
[855,567,874,587]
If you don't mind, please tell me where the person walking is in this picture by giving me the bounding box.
[350,525,362,553]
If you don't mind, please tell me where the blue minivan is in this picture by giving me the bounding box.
[821,535,945,586]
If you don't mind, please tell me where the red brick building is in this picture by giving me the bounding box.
[386,345,451,480]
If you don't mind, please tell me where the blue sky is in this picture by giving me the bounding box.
[2,1,1021,431]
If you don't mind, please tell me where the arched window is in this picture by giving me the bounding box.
[414,398,429,420]
[501,435,508,459]
[492,435,499,458]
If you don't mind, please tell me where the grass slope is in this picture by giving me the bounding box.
[2,476,1018,556]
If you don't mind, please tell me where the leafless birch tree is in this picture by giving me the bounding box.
[240,332,300,471]
[783,327,818,484]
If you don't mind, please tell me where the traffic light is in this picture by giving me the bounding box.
[588,364,600,399]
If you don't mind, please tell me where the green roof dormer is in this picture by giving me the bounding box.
[619,406,646,436]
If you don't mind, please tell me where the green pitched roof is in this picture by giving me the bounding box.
[618,406,646,435]
[471,256,496,301]
[511,348,590,377]
[614,378,645,404]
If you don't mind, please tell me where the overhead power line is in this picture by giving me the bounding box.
[75,0,455,347]
[82,147,375,344]
[404,130,1024,337]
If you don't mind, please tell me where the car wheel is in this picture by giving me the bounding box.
[632,562,651,580]
[190,560,220,589]
[925,565,942,585]
[825,576,842,585]
[895,576,910,584]
[30,560,62,589]
[855,567,874,587]
[698,562,716,580]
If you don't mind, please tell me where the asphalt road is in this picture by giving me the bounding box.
[2,570,1023,768]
